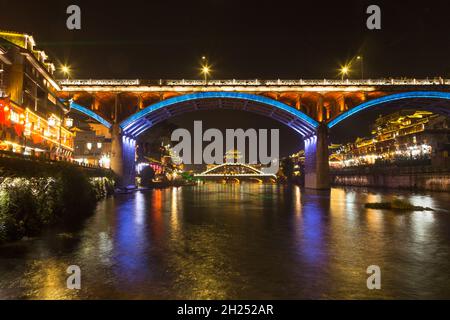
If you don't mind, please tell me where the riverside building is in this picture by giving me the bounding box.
[0,31,73,159]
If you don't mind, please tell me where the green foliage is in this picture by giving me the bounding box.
[365,198,434,211]
[140,166,155,187]
[90,176,115,200]
[280,157,295,182]
[0,157,115,243]
[181,172,195,182]
[0,180,37,241]
[391,199,413,210]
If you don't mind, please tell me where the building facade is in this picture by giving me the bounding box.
[0,31,73,159]
[72,121,111,168]
[332,110,450,168]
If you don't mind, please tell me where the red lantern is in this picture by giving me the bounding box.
[0,98,10,125]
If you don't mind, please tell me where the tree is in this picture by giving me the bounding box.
[140,166,155,187]
[281,157,294,182]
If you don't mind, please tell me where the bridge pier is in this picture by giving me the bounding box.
[304,123,330,189]
[110,123,136,188]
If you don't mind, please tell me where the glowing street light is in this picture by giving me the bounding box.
[339,65,350,80]
[200,57,211,84]
[356,55,364,79]
[201,65,210,80]
[60,65,71,79]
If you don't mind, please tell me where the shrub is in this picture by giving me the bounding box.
[0,158,116,243]
[140,166,155,187]
[0,178,38,240]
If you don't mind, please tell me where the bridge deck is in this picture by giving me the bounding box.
[59,79,450,93]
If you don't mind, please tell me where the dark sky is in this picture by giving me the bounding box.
[1,0,449,152]
[2,0,449,79]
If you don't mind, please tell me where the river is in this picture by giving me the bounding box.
[1,184,449,299]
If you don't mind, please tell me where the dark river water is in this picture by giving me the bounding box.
[1,184,450,299]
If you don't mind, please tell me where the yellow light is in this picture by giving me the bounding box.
[64,117,73,128]
[341,66,349,75]
[201,65,210,75]
[48,116,56,127]
[61,65,70,75]
[339,64,351,80]
[200,62,212,83]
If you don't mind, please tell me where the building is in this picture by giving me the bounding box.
[72,121,111,168]
[332,110,450,168]
[0,31,73,159]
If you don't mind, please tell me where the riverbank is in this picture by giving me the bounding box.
[331,165,450,192]
[0,156,115,243]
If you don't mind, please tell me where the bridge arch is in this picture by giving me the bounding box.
[69,101,112,129]
[112,92,328,190]
[328,91,450,128]
[119,92,319,137]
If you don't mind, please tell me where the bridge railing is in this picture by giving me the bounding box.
[58,78,450,87]
[59,79,140,86]
[0,149,109,172]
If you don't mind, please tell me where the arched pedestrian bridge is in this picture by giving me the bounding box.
[58,78,450,189]
[195,163,277,183]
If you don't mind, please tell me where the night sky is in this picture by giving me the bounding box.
[1,0,449,153]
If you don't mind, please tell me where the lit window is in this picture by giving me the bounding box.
[87,142,92,150]
[48,117,56,127]
[10,110,20,123]
[65,117,73,128]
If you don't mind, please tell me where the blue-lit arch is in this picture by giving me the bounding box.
[120,91,319,137]
[69,101,112,129]
[328,91,450,128]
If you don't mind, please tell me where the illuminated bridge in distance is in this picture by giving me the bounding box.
[58,78,450,189]
[194,163,277,184]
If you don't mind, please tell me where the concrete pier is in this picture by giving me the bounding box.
[304,123,330,189]
[110,123,136,188]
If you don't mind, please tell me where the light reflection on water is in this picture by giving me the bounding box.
[0,184,450,299]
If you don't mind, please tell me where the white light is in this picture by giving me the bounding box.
[48,117,56,127]
[99,155,110,168]
[65,117,73,128]
[86,142,92,150]
[10,110,20,123]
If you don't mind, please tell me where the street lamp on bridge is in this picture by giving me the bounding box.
[339,65,350,80]
[339,55,363,80]
[356,55,364,79]
[200,56,211,84]
[60,65,71,80]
